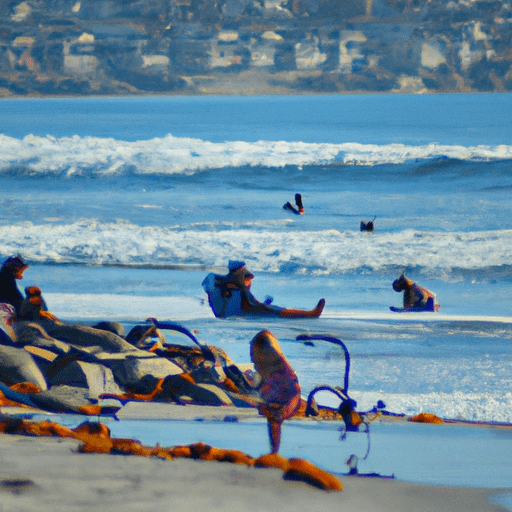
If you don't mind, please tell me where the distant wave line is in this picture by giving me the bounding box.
[1,133,512,176]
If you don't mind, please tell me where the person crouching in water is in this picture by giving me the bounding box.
[392,274,440,312]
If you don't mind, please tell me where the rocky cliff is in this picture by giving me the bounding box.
[1,0,511,96]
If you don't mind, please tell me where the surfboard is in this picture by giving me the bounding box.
[201,273,242,318]
[390,306,426,313]
[390,306,437,313]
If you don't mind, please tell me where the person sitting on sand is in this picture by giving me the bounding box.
[202,260,325,318]
[392,274,440,312]
[223,261,258,312]
[0,255,29,314]
[215,261,281,316]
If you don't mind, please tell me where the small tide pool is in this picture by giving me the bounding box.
[25,411,512,490]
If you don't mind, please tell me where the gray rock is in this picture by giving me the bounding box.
[159,376,233,407]
[38,320,139,353]
[12,321,71,354]
[100,353,184,386]
[91,321,125,337]
[47,360,123,397]
[29,385,101,413]
[0,345,48,391]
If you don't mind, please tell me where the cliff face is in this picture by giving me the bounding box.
[0,0,511,96]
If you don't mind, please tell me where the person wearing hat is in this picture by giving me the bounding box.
[392,274,440,312]
[220,260,271,315]
[203,260,325,318]
[225,260,255,290]
[0,255,29,314]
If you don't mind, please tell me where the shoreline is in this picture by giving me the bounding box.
[0,89,494,100]
[0,430,509,512]
[2,402,512,512]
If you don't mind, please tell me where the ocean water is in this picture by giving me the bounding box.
[2,93,512,491]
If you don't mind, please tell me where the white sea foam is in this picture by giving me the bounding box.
[312,380,512,423]
[1,134,511,176]
[350,390,512,424]
[1,219,511,275]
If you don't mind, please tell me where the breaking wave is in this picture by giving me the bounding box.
[2,219,512,279]
[1,133,512,177]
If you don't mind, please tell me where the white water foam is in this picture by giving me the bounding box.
[1,220,512,275]
[1,133,512,176]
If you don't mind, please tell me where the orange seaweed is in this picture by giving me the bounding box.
[78,438,114,454]
[9,382,42,394]
[169,445,193,458]
[0,391,31,408]
[111,438,154,457]
[77,405,104,415]
[213,448,254,465]
[222,377,239,393]
[409,412,443,424]
[22,420,75,438]
[253,453,290,471]
[189,442,214,459]
[151,445,174,460]
[73,422,111,438]
[0,418,23,433]
[0,416,343,490]
[283,458,343,491]
[187,442,253,465]
[178,373,195,384]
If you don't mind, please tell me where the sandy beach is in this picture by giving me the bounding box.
[1,404,511,512]
[0,432,508,512]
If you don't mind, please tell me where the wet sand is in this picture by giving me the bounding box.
[0,433,509,512]
[1,403,511,512]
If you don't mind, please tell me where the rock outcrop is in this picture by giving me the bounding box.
[0,317,258,414]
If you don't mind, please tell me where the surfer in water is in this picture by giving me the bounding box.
[392,274,440,312]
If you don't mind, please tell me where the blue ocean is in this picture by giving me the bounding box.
[2,93,512,490]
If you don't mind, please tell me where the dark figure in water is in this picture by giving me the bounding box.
[283,193,304,215]
[360,216,376,232]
